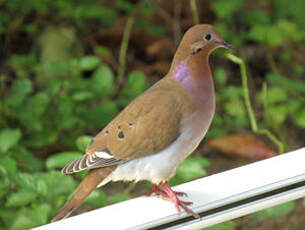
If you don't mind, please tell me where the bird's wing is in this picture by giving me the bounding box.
[62,78,190,174]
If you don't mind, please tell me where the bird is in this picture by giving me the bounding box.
[51,24,234,222]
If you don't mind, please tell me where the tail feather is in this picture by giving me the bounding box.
[51,166,115,222]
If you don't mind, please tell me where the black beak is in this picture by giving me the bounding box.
[215,40,235,51]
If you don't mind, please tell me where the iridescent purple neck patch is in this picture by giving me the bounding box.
[173,61,194,89]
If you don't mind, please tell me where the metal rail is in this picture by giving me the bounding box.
[34,147,305,230]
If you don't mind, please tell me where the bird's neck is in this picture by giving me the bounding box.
[170,52,216,149]
[171,51,216,130]
[170,52,215,101]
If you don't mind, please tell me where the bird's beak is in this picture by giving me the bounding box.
[215,40,235,51]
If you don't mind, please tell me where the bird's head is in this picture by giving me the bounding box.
[171,24,234,67]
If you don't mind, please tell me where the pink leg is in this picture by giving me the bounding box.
[159,182,200,218]
[147,184,187,197]
[146,184,167,197]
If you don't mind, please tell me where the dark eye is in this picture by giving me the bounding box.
[204,33,212,41]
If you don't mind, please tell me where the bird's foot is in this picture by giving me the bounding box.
[159,182,200,219]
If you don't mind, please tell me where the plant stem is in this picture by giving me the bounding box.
[117,16,135,88]
[225,53,284,153]
[190,0,200,24]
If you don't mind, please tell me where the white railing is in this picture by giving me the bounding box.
[35,147,305,230]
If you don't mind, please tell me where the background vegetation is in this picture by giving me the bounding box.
[0,0,304,229]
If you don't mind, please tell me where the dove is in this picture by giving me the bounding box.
[51,24,233,222]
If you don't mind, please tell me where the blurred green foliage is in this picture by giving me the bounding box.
[0,0,304,229]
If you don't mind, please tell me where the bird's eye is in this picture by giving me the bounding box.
[204,33,212,41]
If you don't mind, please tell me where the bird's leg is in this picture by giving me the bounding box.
[159,182,200,218]
[146,184,167,197]
[147,184,188,197]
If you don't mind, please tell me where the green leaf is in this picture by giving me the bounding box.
[38,171,77,198]
[0,156,17,177]
[85,189,108,206]
[251,201,295,218]
[212,0,244,19]
[45,77,62,96]
[6,79,33,107]
[17,92,50,131]
[256,87,288,104]
[266,73,305,94]
[10,204,51,230]
[9,146,44,172]
[91,65,115,96]
[72,91,94,101]
[5,189,37,207]
[293,106,305,128]
[214,68,227,86]
[115,0,134,13]
[55,96,77,130]
[46,152,82,170]
[120,71,148,105]
[205,220,237,230]
[0,129,22,153]
[15,172,48,197]
[16,173,37,192]
[79,56,101,71]
[94,46,112,57]
[80,102,118,127]
[224,100,246,117]
[222,86,243,101]
[170,156,210,185]
[247,25,268,43]
[248,25,284,46]
[108,193,130,203]
[0,165,11,199]
[269,105,288,124]
[76,135,93,152]
[266,26,285,46]
[244,10,271,26]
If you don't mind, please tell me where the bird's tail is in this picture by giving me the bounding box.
[51,166,115,222]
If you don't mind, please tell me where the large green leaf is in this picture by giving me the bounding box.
[79,56,101,71]
[120,71,148,106]
[293,106,305,128]
[108,193,130,203]
[212,0,244,19]
[9,146,43,172]
[0,129,22,153]
[6,79,33,107]
[80,102,118,127]
[256,86,288,104]
[0,165,11,199]
[76,135,93,152]
[46,152,83,170]
[17,92,50,131]
[5,189,37,207]
[205,220,237,230]
[0,156,17,177]
[85,189,108,207]
[10,204,51,230]
[170,156,210,186]
[91,65,115,96]
[251,201,295,218]
[269,104,288,124]
[36,171,77,199]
